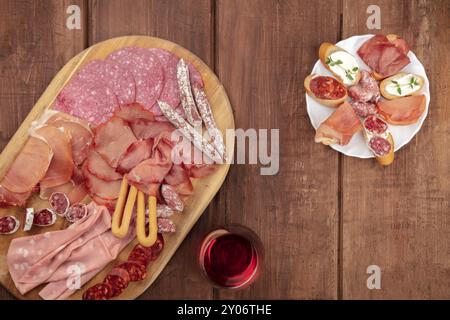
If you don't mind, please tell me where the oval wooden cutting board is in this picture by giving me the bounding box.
[0,36,235,300]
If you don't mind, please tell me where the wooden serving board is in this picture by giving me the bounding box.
[0,36,235,300]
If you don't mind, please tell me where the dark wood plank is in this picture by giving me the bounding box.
[0,0,87,299]
[89,0,216,299]
[341,0,450,299]
[215,0,340,299]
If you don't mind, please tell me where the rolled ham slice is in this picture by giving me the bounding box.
[93,116,137,168]
[315,101,362,146]
[34,125,74,190]
[0,136,52,193]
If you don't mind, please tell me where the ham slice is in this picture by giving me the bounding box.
[315,102,362,146]
[376,94,426,125]
[187,164,217,178]
[35,125,74,190]
[1,136,52,193]
[164,164,193,196]
[94,117,137,168]
[130,118,175,140]
[82,163,121,200]
[116,139,153,174]
[126,150,172,196]
[49,119,93,166]
[86,149,122,181]
[67,183,88,204]
[113,103,155,122]
[39,180,75,200]
[0,185,31,207]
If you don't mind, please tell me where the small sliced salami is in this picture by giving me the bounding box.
[82,283,113,300]
[117,261,147,282]
[364,115,388,135]
[33,209,57,227]
[161,184,184,212]
[157,204,174,218]
[128,247,151,266]
[369,136,392,156]
[157,218,176,234]
[0,216,20,235]
[65,203,88,223]
[149,233,164,261]
[104,268,130,298]
[49,192,70,216]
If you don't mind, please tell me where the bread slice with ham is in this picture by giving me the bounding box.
[315,101,362,146]
[376,94,426,125]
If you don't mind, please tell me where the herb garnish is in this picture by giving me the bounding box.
[391,76,420,95]
[326,56,358,81]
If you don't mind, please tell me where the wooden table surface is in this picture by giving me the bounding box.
[0,0,448,300]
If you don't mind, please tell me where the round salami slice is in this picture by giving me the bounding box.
[33,209,57,227]
[128,245,152,266]
[117,261,147,282]
[103,60,136,105]
[349,100,377,118]
[82,283,113,300]
[65,203,88,223]
[157,204,174,218]
[369,136,392,156]
[161,184,184,212]
[149,233,165,261]
[107,47,163,111]
[364,115,388,135]
[0,216,20,235]
[49,192,70,216]
[104,268,130,298]
[149,48,181,109]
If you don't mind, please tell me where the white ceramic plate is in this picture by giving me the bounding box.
[305,34,430,158]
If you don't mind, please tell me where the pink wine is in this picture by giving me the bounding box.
[199,229,260,288]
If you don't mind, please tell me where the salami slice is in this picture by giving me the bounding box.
[107,47,164,111]
[104,267,130,298]
[128,247,151,266]
[157,204,174,218]
[157,218,176,234]
[116,261,147,282]
[0,216,20,235]
[65,203,88,223]
[368,136,392,156]
[33,209,57,227]
[82,283,113,300]
[364,115,388,135]
[149,233,164,261]
[49,192,70,216]
[160,184,184,212]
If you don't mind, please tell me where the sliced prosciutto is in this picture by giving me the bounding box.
[376,94,426,125]
[357,34,410,78]
[47,119,93,166]
[315,102,362,146]
[0,136,52,193]
[35,125,74,190]
[0,185,31,207]
[86,149,122,181]
[82,163,121,200]
[116,139,153,174]
[93,116,137,168]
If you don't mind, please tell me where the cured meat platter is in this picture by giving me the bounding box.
[0,36,234,299]
[305,34,430,163]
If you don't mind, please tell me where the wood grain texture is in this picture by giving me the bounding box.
[215,0,340,299]
[341,0,450,299]
[0,0,87,299]
[88,0,217,299]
